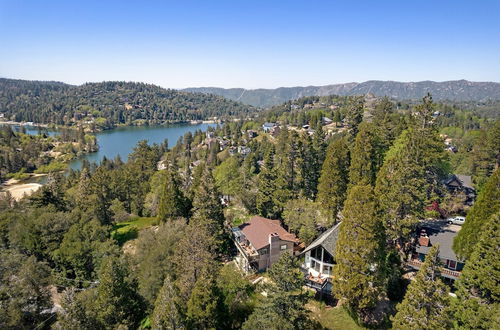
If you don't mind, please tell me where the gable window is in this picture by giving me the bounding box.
[280,244,287,250]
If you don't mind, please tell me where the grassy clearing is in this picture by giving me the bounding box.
[307,300,366,330]
[111,216,158,245]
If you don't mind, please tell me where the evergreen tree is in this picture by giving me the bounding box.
[332,185,385,323]
[348,122,383,186]
[256,147,277,218]
[453,168,499,259]
[316,137,350,223]
[243,253,311,330]
[94,256,145,329]
[374,123,447,249]
[345,96,364,139]
[151,276,184,330]
[173,223,218,302]
[391,245,451,330]
[186,275,223,329]
[453,213,500,329]
[158,168,188,222]
[191,166,224,225]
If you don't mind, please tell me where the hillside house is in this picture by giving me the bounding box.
[232,216,299,273]
[322,117,333,125]
[301,223,341,294]
[262,122,277,132]
[408,220,464,281]
[444,174,476,205]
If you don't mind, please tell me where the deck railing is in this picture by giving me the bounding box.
[407,259,461,279]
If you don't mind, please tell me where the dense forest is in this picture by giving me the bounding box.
[0,79,255,129]
[0,93,498,329]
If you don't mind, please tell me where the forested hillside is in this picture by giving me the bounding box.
[1,94,498,329]
[0,79,255,129]
[184,80,500,107]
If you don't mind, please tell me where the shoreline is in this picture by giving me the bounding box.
[0,174,46,201]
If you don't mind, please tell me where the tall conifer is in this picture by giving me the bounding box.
[391,246,451,329]
[316,137,350,222]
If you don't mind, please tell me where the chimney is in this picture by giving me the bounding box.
[269,232,280,244]
[419,229,430,247]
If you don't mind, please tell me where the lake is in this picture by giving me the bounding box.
[69,123,216,170]
[4,122,216,171]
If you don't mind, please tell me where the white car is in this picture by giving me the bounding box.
[447,216,465,225]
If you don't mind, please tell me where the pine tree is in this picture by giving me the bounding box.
[173,223,218,302]
[316,137,350,223]
[94,256,145,329]
[151,276,184,330]
[256,147,277,218]
[391,245,451,330]
[349,122,383,186]
[332,185,385,322]
[453,213,500,329]
[453,168,499,259]
[158,169,188,222]
[374,129,425,243]
[186,275,223,329]
[345,96,364,139]
[191,166,223,221]
[243,253,310,330]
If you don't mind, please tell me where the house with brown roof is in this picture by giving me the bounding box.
[232,216,299,272]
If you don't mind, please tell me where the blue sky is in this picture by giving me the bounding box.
[0,0,499,88]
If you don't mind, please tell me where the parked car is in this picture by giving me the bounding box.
[447,216,465,225]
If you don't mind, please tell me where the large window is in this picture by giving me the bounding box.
[260,248,268,255]
[280,244,287,250]
[322,249,334,264]
[448,259,457,270]
[313,259,321,272]
[322,265,333,276]
[311,247,322,260]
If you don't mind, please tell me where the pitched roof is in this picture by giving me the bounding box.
[445,174,474,190]
[301,222,341,257]
[456,174,474,190]
[239,216,298,250]
[416,220,462,261]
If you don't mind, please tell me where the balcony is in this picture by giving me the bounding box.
[407,259,461,280]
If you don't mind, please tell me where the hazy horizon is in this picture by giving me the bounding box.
[1,0,499,89]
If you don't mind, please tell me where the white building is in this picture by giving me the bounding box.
[301,222,341,294]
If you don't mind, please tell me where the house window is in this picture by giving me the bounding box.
[280,244,287,250]
[314,260,321,272]
[448,260,457,270]
[260,248,268,255]
[322,265,332,276]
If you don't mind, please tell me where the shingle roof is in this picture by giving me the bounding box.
[445,174,474,190]
[239,216,298,250]
[416,220,462,261]
[456,174,474,190]
[301,222,341,257]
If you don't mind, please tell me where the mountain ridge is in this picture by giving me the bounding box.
[182,80,500,108]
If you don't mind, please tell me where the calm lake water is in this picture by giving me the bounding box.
[69,123,216,170]
[5,123,215,171]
